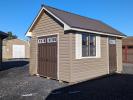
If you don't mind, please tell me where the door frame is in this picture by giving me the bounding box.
[37,33,59,80]
[107,37,110,74]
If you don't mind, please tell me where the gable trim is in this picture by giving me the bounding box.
[26,6,125,38]
[26,7,70,37]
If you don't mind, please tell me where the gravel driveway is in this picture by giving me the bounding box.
[123,63,133,74]
[1,60,133,100]
[0,60,66,100]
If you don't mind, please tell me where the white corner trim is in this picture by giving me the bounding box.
[96,35,101,58]
[75,33,82,59]
[107,37,110,74]
[57,34,60,80]
[116,39,122,73]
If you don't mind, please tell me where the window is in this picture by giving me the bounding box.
[82,33,96,57]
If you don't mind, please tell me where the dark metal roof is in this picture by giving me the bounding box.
[43,5,126,36]
[0,31,8,39]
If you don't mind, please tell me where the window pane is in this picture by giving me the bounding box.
[82,34,89,57]
[82,45,89,57]
[82,33,96,57]
[90,34,96,56]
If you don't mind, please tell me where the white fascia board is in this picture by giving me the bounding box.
[26,6,125,38]
[26,32,32,37]
[26,7,71,37]
[43,7,71,29]
[66,27,126,38]
[26,8,44,37]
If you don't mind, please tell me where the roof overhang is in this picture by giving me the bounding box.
[0,31,8,39]
[64,27,126,38]
[26,6,126,38]
[26,6,70,37]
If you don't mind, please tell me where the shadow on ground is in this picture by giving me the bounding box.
[0,59,29,71]
[46,74,133,100]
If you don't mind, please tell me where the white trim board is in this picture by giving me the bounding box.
[107,37,110,74]
[26,6,125,38]
[75,33,101,59]
[26,7,70,37]
[67,27,125,38]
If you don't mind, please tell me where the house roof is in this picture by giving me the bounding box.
[123,37,133,46]
[26,5,126,37]
[3,38,28,46]
[0,31,8,39]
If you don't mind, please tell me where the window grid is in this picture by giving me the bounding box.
[82,33,96,57]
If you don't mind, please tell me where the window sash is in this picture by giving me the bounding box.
[82,33,96,57]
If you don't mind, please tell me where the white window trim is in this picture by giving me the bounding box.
[75,34,82,59]
[75,33,101,59]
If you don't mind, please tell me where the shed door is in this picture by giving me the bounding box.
[109,37,117,73]
[13,45,25,58]
[38,35,57,79]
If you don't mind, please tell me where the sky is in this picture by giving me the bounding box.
[0,0,133,40]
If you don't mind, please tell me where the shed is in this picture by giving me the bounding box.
[0,31,8,63]
[122,37,133,63]
[26,5,126,82]
[3,39,30,59]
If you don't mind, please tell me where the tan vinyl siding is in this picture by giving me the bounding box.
[29,36,38,75]
[70,34,109,82]
[30,11,71,82]
[116,38,122,73]
[29,9,123,82]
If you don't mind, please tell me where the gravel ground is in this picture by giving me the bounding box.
[1,60,133,100]
[123,63,133,74]
[0,60,67,100]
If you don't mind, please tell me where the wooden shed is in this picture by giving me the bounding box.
[0,31,8,63]
[3,39,30,59]
[26,5,126,82]
[122,37,133,63]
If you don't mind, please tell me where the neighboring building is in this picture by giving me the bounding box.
[3,39,30,59]
[122,37,133,63]
[0,31,8,63]
[26,5,126,82]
